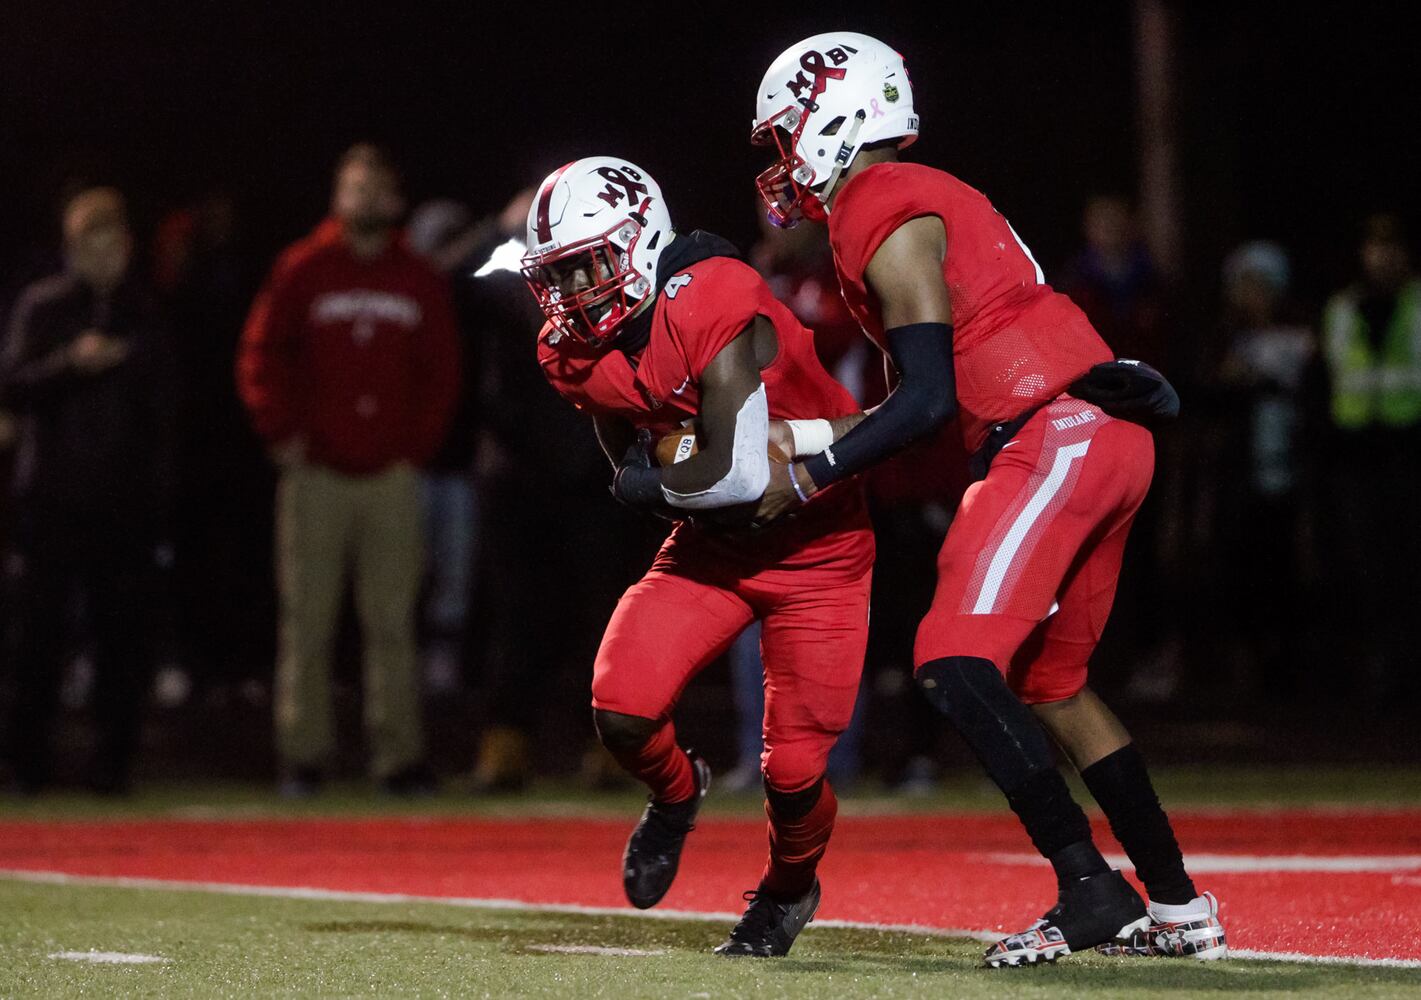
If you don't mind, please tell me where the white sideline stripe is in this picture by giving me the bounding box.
[528,944,665,956]
[1229,948,1421,967]
[4,869,1419,970]
[49,950,168,964]
[970,440,1090,614]
[985,852,1421,874]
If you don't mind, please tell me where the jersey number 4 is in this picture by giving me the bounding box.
[664,274,693,298]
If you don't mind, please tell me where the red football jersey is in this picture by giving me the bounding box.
[828,162,1113,453]
[538,254,872,578]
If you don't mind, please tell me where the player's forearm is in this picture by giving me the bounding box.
[770,413,863,460]
[659,384,770,509]
[800,323,956,490]
[656,446,734,498]
[830,413,867,441]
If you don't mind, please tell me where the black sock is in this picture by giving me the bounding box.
[1048,840,1112,887]
[1005,768,1108,884]
[1080,743,1196,905]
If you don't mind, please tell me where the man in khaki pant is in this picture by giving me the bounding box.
[238,145,460,795]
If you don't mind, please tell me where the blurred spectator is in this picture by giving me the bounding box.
[236,144,461,796]
[405,199,485,695]
[1209,242,1320,695]
[1324,215,1421,431]
[1,187,175,794]
[155,193,275,701]
[1320,214,1421,694]
[1059,195,1169,369]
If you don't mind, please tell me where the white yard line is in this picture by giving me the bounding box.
[985,852,1421,874]
[48,950,167,964]
[3,868,1419,970]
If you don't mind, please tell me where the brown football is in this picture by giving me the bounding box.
[655,427,792,467]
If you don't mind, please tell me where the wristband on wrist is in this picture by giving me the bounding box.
[786,418,834,457]
[786,462,810,504]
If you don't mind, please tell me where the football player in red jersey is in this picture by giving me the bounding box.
[745,33,1226,966]
[523,156,874,957]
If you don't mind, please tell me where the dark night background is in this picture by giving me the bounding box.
[2,3,1416,299]
[1,1,1419,786]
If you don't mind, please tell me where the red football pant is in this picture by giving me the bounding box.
[592,561,871,887]
[913,397,1154,703]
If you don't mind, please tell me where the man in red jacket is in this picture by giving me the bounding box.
[237,144,460,796]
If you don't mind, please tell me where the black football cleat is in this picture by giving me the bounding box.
[713,879,821,958]
[622,751,710,909]
[985,869,1149,968]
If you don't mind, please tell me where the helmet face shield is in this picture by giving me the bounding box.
[751,106,825,229]
[522,228,643,348]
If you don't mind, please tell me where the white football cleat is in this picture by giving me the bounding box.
[1098,891,1228,960]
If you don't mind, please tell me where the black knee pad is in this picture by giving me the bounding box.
[764,776,824,821]
[916,656,1057,794]
[592,709,659,754]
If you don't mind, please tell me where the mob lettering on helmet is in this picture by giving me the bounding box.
[596,165,649,209]
[786,45,857,110]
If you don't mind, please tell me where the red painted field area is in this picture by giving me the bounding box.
[2,810,1418,963]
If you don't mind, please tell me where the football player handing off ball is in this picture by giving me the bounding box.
[746,33,1226,967]
[525,157,873,956]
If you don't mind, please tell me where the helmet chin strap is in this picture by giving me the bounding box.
[812,109,867,212]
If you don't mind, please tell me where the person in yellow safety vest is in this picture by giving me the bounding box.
[1323,214,1421,431]
[1320,212,1421,705]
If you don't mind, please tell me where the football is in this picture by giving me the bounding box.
[655,426,792,467]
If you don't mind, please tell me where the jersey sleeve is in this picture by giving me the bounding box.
[537,324,643,417]
[831,163,943,286]
[660,258,763,381]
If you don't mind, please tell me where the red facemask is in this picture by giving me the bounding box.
[751,106,827,229]
[522,220,647,348]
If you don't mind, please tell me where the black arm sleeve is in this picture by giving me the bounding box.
[802,322,956,489]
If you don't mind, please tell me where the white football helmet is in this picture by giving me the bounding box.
[752,32,919,227]
[522,156,673,347]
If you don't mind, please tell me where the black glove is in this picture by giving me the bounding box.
[1068,359,1180,426]
[610,429,665,509]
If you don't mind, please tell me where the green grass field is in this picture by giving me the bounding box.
[3,879,1420,999]
[3,767,1421,998]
